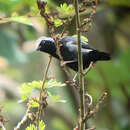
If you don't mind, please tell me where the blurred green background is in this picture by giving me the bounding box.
[0,0,130,130]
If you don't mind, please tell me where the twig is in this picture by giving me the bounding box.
[14,103,31,130]
[74,0,85,129]
[83,92,93,127]
[85,93,93,106]
[61,26,66,37]
[83,62,94,76]
[36,55,52,130]
[82,92,108,123]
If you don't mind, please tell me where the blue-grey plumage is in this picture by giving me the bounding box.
[35,36,111,71]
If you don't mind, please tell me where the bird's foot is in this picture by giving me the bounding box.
[82,62,94,76]
[72,72,78,82]
[60,60,76,67]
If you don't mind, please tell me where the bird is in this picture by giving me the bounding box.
[35,36,111,72]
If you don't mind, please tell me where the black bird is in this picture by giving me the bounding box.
[35,36,111,71]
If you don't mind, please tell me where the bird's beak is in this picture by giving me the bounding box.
[35,45,41,51]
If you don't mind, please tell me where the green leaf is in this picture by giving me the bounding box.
[30,81,43,88]
[26,121,45,130]
[73,35,88,43]
[18,79,65,102]
[61,3,68,9]
[26,124,36,130]
[45,4,50,14]
[57,3,74,15]
[39,120,46,130]
[45,79,66,88]
[18,83,34,101]
[30,98,39,108]
[18,81,42,102]
[48,92,66,103]
[54,18,63,27]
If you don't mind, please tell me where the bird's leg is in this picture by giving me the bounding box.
[73,72,78,82]
[60,60,76,66]
[82,62,94,76]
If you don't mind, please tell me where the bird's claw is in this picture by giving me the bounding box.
[72,72,78,82]
[60,61,66,67]
[60,60,76,67]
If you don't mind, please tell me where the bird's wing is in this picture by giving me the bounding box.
[59,36,95,51]
[62,41,78,62]
[66,40,94,55]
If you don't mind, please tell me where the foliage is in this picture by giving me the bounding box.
[73,35,88,43]
[18,79,66,104]
[57,3,74,15]
[26,120,45,130]
[54,18,63,27]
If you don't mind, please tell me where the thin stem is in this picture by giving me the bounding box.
[83,62,94,76]
[36,55,52,130]
[82,92,108,123]
[14,103,31,130]
[74,0,85,129]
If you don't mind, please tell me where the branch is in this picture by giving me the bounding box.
[36,55,52,129]
[74,0,85,129]
[14,103,31,130]
[82,92,108,123]
[83,62,94,76]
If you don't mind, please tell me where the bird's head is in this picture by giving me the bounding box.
[35,37,56,53]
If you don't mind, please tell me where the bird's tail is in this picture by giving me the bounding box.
[91,50,111,61]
